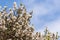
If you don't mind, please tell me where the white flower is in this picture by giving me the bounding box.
[10,10,13,13]
[13,27,16,30]
[15,32,19,37]
[7,39,12,40]
[13,2,17,7]
[2,26,7,30]
[13,2,17,10]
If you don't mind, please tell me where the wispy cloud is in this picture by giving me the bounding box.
[29,0,60,34]
[44,18,60,35]
[21,0,60,35]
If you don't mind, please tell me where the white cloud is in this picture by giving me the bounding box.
[33,5,48,16]
[23,0,60,35]
[44,18,60,35]
[36,18,60,35]
[31,0,60,35]
[32,0,60,16]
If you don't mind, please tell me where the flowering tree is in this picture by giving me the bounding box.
[0,2,59,40]
[0,2,34,40]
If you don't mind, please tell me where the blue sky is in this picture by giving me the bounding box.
[20,0,60,34]
[0,0,60,39]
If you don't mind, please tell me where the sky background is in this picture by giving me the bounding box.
[0,0,60,39]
